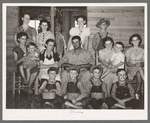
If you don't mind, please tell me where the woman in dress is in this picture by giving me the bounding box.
[38,39,60,84]
[125,34,144,100]
[37,20,55,52]
[67,15,90,50]
[13,32,38,88]
[13,13,37,46]
[99,37,115,97]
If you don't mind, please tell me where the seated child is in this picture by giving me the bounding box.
[101,42,125,79]
[61,65,89,109]
[20,42,39,85]
[86,65,108,109]
[105,69,140,109]
[32,67,63,109]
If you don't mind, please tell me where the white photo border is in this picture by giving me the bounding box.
[3,3,148,120]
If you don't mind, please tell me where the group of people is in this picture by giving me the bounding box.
[12,13,144,109]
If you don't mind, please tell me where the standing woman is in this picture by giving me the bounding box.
[125,34,144,100]
[13,13,37,46]
[67,15,90,50]
[99,37,115,97]
[37,20,55,52]
[92,18,112,64]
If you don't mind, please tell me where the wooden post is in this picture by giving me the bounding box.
[62,11,70,47]
[51,7,55,34]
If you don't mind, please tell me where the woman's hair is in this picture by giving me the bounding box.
[27,42,37,49]
[102,37,114,48]
[21,13,30,18]
[39,19,50,31]
[76,15,87,25]
[71,35,81,43]
[45,39,56,47]
[17,32,29,42]
[129,34,142,46]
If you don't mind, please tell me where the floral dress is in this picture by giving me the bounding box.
[125,47,144,80]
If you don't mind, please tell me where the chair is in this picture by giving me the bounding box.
[12,72,27,98]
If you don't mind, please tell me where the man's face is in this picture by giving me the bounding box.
[72,39,81,49]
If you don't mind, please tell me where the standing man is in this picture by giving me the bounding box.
[59,35,94,95]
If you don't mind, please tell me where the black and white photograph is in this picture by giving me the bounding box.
[3,3,148,120]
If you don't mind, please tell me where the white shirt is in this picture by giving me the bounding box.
[110,52,125,69]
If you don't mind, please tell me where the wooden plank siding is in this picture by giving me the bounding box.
[87,6,144,58]
[6,7,19,91]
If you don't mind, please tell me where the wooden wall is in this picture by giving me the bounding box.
[6,6,19,91]
[87,6,144,57]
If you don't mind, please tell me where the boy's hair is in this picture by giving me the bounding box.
[45,39,56,47]
[71,35,81,43]
[115,41,124,51]
[116,69,127,76]
[17,32,28,42]
[47,67,58,74]
[39,19,50,31]
[90,65,103,74]
[68,66,80,74]
[102,37,114,48]
[27,42,37,49]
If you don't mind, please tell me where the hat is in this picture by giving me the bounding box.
[90,65,103,73]
[67,65,80,73]
[95,18,110,28]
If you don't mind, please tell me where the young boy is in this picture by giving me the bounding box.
[105,69,140,109]
[101,42,125,79]
[61,65,89,109]
[85,65,108,109]
[20,42,39,85]
[32,67,62,109]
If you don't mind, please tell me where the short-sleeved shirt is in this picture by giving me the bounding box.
[99,48,115,66]
[111,81,135,98]
[69,27,90,49]
[125,47,144,64]
[14,26,37,45]
[110,52,125,69]
[13,46,26,66]
[37,31,55,52]
[59,48,94,68]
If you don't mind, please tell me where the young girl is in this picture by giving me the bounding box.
[67,15,90,50]
[125,34,144,100]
